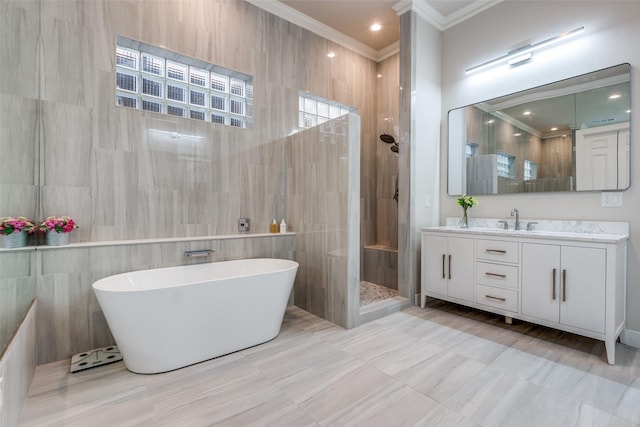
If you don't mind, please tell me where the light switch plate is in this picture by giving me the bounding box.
[601,192,623,207]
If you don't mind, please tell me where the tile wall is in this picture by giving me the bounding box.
[288,114,361,328]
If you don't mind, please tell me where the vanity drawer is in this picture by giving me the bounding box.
[476,239,519,264]
[476,284,518,313]
[476,262,518,289]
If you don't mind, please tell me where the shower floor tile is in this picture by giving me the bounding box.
[360,281,399,306]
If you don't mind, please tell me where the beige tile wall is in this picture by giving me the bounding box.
[288,115,360,328]
[33,0,377,242]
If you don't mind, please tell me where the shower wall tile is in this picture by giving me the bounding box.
[397,12,413,301]
[288,115,360,329]
[0,0,39,358]
[34,0,375,242]
[40,102,92,187]
[40,14,94,106]
[0,95,38,187]
[0,0,39,99]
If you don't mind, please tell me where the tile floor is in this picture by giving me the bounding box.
[20,301,640,426]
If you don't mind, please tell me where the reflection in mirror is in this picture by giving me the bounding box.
[448,64,631,195]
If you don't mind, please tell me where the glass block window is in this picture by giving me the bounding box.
[116,35,253,129]
[190,89,207,107]
[497,151,516,178]
[211,94,226,111]
[116,47,138,69]
[142,98,162,113]
[142,77,163,98]
[142,54,163,76]
[167,104,186,117]
[167,83,186,103]
[116,72,137,92]
[211,114,226,125]
[524,160,538,181]
[298,92,355,130]
[167,61,187,82]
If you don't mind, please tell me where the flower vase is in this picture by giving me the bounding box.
[460,209,469,228]
[1,231,28,249]
[46,232,70,246]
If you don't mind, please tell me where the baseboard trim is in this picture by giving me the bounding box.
[621,328,640,348]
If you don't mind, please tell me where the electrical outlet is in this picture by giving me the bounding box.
[601,192,623,207]
[238,218,250,232]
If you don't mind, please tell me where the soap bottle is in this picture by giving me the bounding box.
[270,219,279,233]
[279,219,287,233]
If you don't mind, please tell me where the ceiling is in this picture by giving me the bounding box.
[246,0,502,61]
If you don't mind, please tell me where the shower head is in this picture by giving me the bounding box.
[379,133,395,144]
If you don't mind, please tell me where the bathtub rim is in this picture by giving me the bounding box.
[92,257,299,293]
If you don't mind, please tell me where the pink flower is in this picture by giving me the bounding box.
[38,216,78,233]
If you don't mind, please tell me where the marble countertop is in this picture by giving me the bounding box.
[422,218,629,244]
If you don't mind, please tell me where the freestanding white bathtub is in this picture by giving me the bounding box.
[92,258,298,374]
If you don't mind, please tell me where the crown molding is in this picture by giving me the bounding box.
[246,0,399,62]
[377,41,400,62]
[246,0,501,61]
[395,0,503,31]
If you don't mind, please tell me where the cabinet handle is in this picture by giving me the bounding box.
[552,268,556,300]
[562,269,567,302]
[448,255,452,279]
[485,295,507,302]
[486,249,506,254]
[485,272,507,278]
[442,254,445,279]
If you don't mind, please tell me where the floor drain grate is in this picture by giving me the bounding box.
[70,345,123,373]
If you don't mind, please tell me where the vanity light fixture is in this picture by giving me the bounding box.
[370,23,382,32]
[465,26,584,74]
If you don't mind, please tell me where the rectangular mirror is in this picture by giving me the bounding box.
[448,63,631,195]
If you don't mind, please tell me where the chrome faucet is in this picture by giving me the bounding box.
[511,208,519,230]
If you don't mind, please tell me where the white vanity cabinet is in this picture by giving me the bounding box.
[421,225,628,365]
[521,243,605,334]
[421,234,475,303]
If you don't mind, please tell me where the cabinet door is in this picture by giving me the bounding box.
[522,243,560,323]
[560,246,606,334]
[422,234,448,296]
[447,237,475,302]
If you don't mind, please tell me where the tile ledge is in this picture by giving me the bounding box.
[0,232,296,251]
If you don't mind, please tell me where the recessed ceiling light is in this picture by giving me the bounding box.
[523,111,531,116]
[376,73,383,78]
[486,119,495,124]
[370,23,382,32]
[550,127,558,131]
[626,109,631,113]
[609,94,621,99]
[514,133,522,136]
[327,51,335,58]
